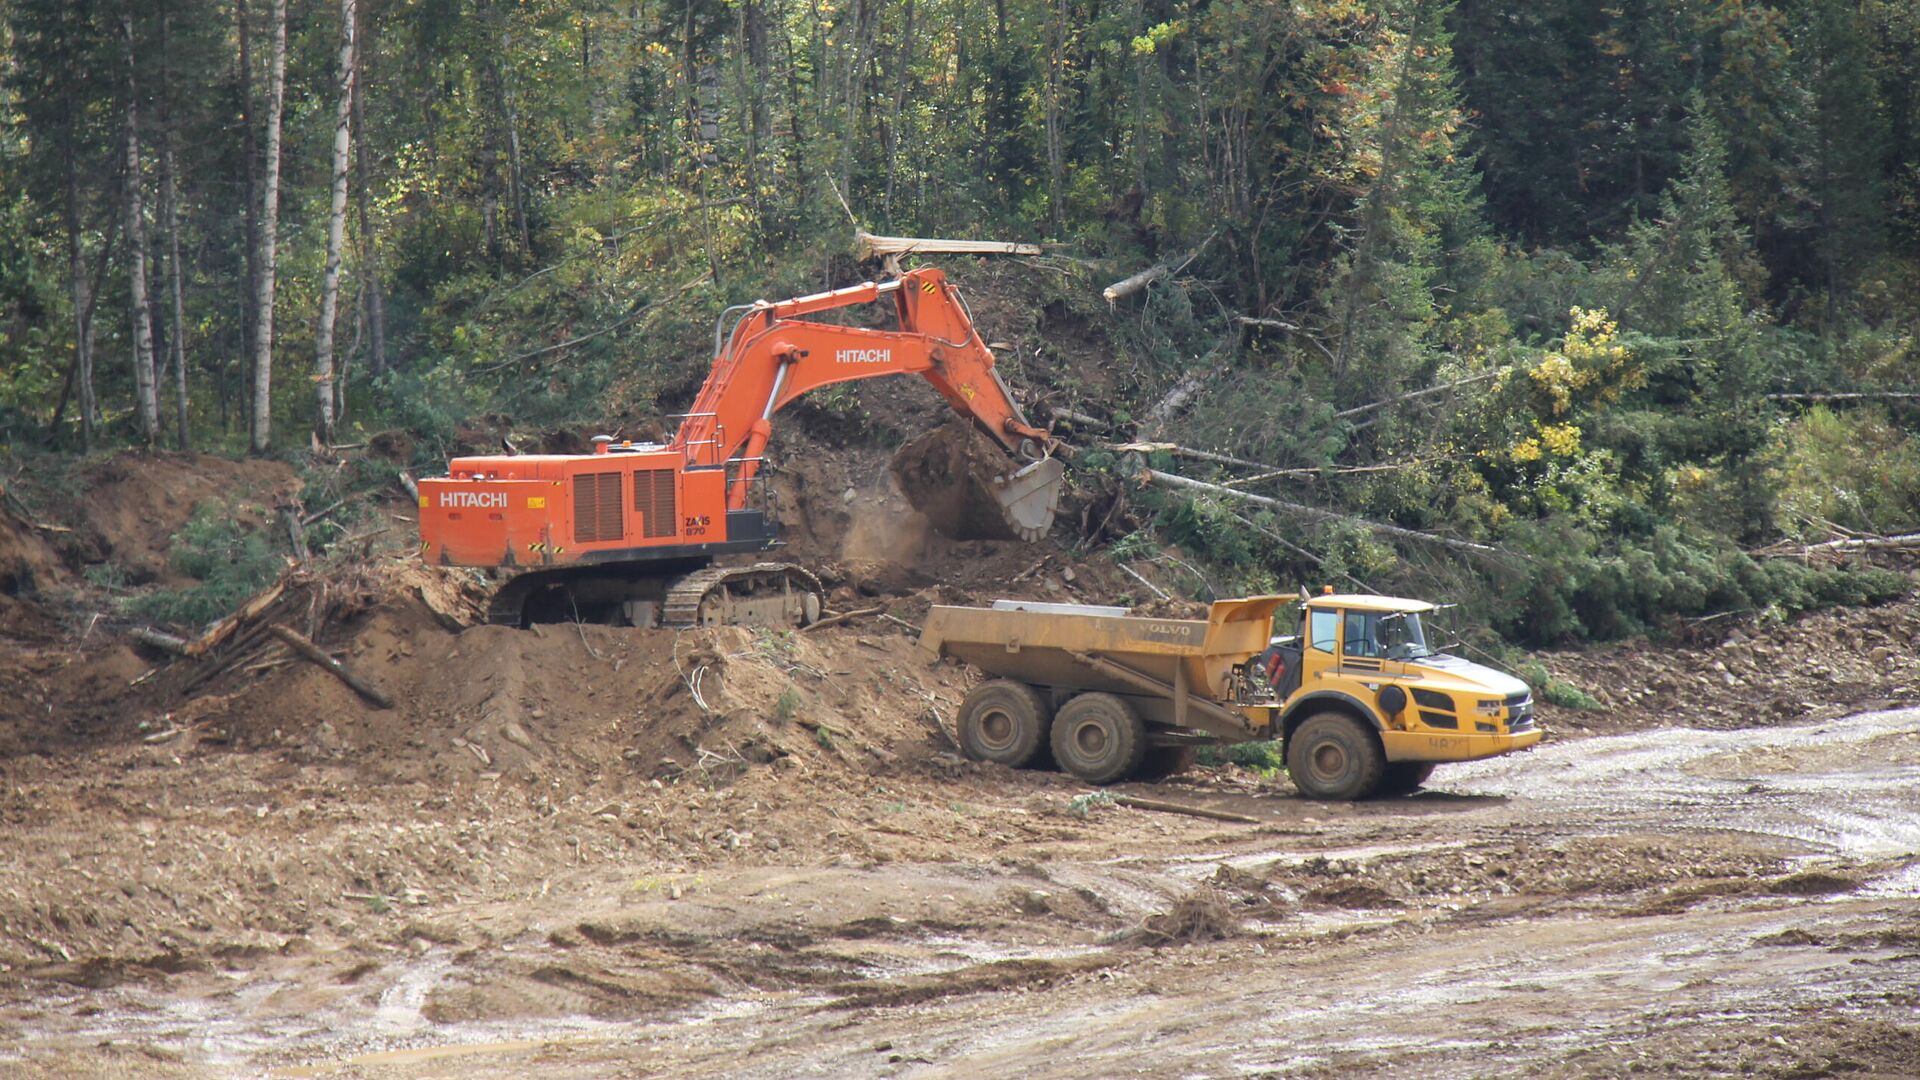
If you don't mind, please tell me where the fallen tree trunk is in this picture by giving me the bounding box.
[1112,795,1259,825]
[802,604,886,632]
[1043,404,1106,428]
[1101,233,1215,304]
[185,578,288,658]
[1766,392,1920,403]
[1752,532,1920,558]
[1140,370,1220,430]
[855,230,1041,259]
[1102,262,1173,303]
[1110,441,1271,473]
[1139,468,1500,557]
[1333,370,1502,420]
[266,623,392,708]
[130,627,191,654]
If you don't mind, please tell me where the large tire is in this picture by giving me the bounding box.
[1285,712,1386,800]
[1050,693,1148,785]
[1132,743,1199,782]
[1377,761,1436,796]
[956,680,1051,768]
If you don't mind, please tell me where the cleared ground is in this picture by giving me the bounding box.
[3,694,1916,1078]
[2,449,1917,1078]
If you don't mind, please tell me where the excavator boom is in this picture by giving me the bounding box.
[672,267,1053,520]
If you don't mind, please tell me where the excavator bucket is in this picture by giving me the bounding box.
[892,421,1065,543]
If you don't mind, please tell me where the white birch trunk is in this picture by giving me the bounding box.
[159,5,190,450]
[313,0,358,447]
[251,0,289,453]
[120,9,161,443]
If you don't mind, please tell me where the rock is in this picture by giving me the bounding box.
[764,836,782,852]
[501,721,533,749]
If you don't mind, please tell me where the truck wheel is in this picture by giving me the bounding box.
[1051,693,1148,785]
[957,680,1051,768]
[1132,744,1198,782]
[1285,712,1386,800]
[1377,761,1436,795]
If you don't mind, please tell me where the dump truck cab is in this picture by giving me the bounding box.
[1254,594,1541,796]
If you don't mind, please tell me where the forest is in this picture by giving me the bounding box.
[1,0,1917,643]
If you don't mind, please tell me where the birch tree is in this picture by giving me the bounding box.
[250,0,287,453]
[157,2,189,449]
[351,0,385,378]
[119,7,160,443]
[313,0,358,446]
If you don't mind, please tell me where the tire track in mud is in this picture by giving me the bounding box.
[1442,706,1920,889]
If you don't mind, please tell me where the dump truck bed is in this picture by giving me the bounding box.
[918,597,1289,738]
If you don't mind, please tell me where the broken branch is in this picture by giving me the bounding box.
[1140,468,1501,558]
[1333,370,1502,421]
[1112,794,1259,825]
[1118,562,1170,600]
[266,623,393,709]
[856,230,1041,259]
[1101,233,1216,304]
[130,627,191,654]
[803,605,888,633]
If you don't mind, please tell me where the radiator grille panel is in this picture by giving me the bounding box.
[634,469,677,539]
[573,472,624,543]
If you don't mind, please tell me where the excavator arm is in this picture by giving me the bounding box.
[670,268,1057,525]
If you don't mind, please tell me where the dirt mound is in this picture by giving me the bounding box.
[1533,595,1920,733]
[890,420,1041,541]
[0,496,68,599]
[70,453,298,586]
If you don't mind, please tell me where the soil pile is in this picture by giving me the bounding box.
[1532,598,1920,733]
[890,420,1036,541]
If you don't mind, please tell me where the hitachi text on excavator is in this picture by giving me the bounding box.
[417,267,1066,628]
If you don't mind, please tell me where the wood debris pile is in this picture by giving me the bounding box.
[128,561,484,708]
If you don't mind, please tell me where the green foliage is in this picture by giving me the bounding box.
[1197,741,1287,773]
[1498,519,1908,643]
[772,688,801,726]
[125,503,283,629]
[1515,662,1602,710]
[1774,407,1920,540]
[1066,791,1117,817]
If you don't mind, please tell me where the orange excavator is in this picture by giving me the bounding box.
[418,266,1066,627]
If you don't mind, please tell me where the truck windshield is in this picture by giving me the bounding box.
[1377,612,1433,659]
[1342,609,1434,660]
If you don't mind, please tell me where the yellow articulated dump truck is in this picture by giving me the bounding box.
[917,593,1543,799]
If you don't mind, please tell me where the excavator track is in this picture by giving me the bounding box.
[660,562,823,628]
[485,561,823,630]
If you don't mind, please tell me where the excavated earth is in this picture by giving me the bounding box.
[1,448,1918,1078]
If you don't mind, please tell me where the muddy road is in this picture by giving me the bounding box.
[6,703,1916,1078]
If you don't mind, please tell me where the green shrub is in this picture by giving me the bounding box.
[1197,740,1287,772]
[1516,661,1602,710]
[125,503,283,630]
[1499,519,1910,644]
[1774,406,1920,540]
[772,688,801,725]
